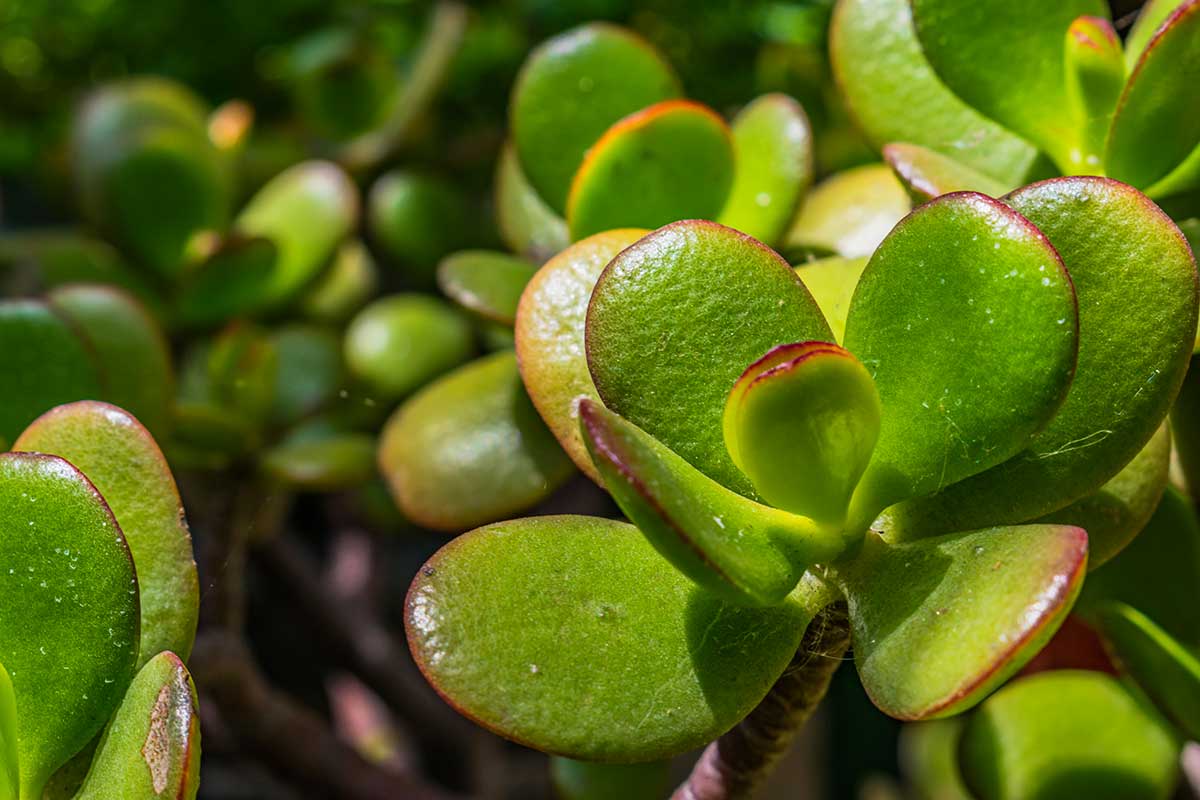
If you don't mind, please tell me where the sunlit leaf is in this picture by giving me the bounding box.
[780,164,911,260]
[437,250,538,326]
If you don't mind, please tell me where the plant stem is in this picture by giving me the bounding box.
[672,602,851,800]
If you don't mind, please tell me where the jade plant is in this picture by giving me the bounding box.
[1,400,200,799]
[405,172,1197,793]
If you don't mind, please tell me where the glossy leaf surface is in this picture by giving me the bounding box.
[495,142,570,262]
[74,652,200,800]
[15,401,199,665]
[510,23,680,213]
[723,343,880,524]
[46,285,173,438]
[793,256,869,343]
[1107,1,1200,189]
[832,524,1087,719]
[843,193,1077,517]
[587,221,832,497]
[0,453,139,797]
[891,178,1197,535]
[1063,16,1125,167]
[367,171,472,287]
[911,0,1109,170]
[717,94,812,245]
[234,160,357,308]
[298,239,378,323]
[437,250,538,325]
[344,295,473,401]
[780,164,910,259]
[0,300,101,443]
[883,143,1008,203]
[959,671,1180,800]
[829,0,1040,185]
[406,515,829,760]
[515,230,647,481]
[580,399,837,606]
[566,101,734,241]
[380,352,573,531]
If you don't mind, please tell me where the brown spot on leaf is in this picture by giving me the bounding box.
[142,683,172,794]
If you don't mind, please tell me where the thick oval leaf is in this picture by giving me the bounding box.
[262,433,376,492]
[723,343,880,524]
[344,295,474,401]
[566,101,734,241]
[1078,487,1200,646]
[15,402,199,665]
[579,399,839,606]
[883,143,1008,203]
[890,178,1197,535]
[780,164,911,260]
[234,160,357,309]
[379,351,573,532]
[1037,423,1170,569]
[298,239,378,323]
[831,524,1087,719]
[843,192,1077,518]
[1126,0,1188,67]
[405,515,830,760]
[46,285,173,439]
[793,256,870,344]
[716,94,813,245]
[1098,603,1200,740]
[510,23,681,213]
[587,220,833,497]
[829,0,1040,186]
[959,671,1180,800]
[515,229,647,481]
[0,453,139,797]
[269,324,343,426]
[897,719,973,800]
[0,232,159,313]
[1107,1,1200,189]
[0,300,102,443]
[437,250,538,326]
[172,234,277,327]
[494,141,570,262]
[367,171,472,288]
[74,652,200,800]
[1063,16,1125,167]
[551,758,672,800]
[910,0,1109,170]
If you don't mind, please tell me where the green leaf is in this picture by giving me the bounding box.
[0,663,17,800]
[172,234,277,327]
[1098,603,1200,741]
[437,250,538,326]
[1063,16,1125,169]
[959,671,1180,800]
[716,94,813,246]
[74,652,200,800]
[780,164,911,260]
[587,220,832,498]
[269,324,343,426]
[579,399,839,606]
[234,160,357,309]
[897,719,973,800]
[550,758,672,800]
[723,342,880,525]
[793,256,869,344]
[1078,486,1200,646]
[494,141,570,263]
[829,0,1041,186]
[842,192,1077,518]
[46,285,174,439]
[515,229,648,482]
[883,143,1009,203]
[14,401,199,665]
[262,433,376,492]
[831,524,1088,719]
[1106,0,1200,190]
[0,232,160,313]
[367,171,473,287]
[343,295,474,401]
[0,300,102,443]
[1036,423,1170,569]
[889,178,1197,536]
[910,0,1109,171]
[1125,0,1188,67]
[510,23,681,213]
[0,453,139,797]
[405,515,831,760]
[565,100,734,241]
[379,351,573,531]
[297,240,378,323]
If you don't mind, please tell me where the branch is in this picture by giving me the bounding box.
[192,632,464,800]
[673,603,851,800]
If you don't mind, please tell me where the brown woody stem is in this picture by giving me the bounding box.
[673,602,851,800]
